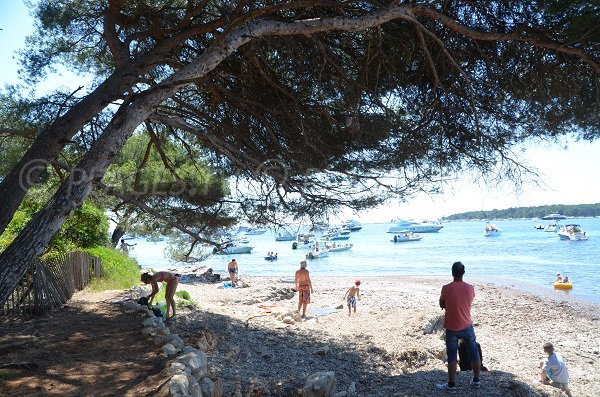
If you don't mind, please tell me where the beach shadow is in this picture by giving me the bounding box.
[169,309,549,397]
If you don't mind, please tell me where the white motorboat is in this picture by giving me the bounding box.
[326,243,353,252]
[245,227,267,235]
[484,224,502,237]
[542,213,567,220]
[343,219,363,231]
[391,231,423,242]
[558,224,588,241]
[305,241,330,259]
[275,232,296,241]
[305,248,329,259]
[544,223,561,232]
[388,220,443,233]
[214,244,254,255]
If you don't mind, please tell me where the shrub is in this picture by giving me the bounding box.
[84,246,140,291]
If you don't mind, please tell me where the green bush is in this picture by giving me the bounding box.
[175,290,192,300]
[84,246,141,291]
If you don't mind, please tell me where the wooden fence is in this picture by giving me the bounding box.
[1,251,102,316]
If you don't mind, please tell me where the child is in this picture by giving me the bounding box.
[556,273,563,283]
[539,342,573,397]
[343,280,361,316]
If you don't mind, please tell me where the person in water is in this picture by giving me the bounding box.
[140,271,180,318]
[343,280,361,316]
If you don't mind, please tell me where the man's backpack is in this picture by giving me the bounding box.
[458,339,488,371]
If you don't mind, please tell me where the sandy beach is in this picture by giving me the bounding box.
[166,273,600,396]
[2,272,599,396]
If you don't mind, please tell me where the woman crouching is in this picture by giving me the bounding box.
[141,272,180,318]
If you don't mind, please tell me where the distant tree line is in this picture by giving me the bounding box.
[443,203,600,220]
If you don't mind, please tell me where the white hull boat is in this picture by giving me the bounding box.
[326,243,353,252]
[391,232,423,242]
[306,249,329,259]
[215,245,254,255]
[388,221,443,233]
[558,224,588,241]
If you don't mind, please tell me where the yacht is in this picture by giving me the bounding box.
[342,219,363,231]
[557,224,588,241]
[388,220,443,233]
[484,224,502,237]
[542,213,567,220]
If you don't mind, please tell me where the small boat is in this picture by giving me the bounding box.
[245,227,267,235]
[264,254,278,261]
[326,243,353,252]
[214,244,254,255]
[544,223,560,232]
[484,224,502,237]
[305,241,329,259]
[542,213,567,220]
[554,281,573,290]
[534,224,545,230]
[391,231,423,242]
[557,224,588,241]
[324,233,351,241]
[306,249,329,259]
[275,232,296,241]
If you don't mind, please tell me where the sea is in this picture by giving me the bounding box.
[128,218,600,304]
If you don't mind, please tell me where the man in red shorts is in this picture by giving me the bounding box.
[436,261,481,393]
[295,260,313,318]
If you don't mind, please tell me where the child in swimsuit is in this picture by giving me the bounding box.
[343,280,361,316]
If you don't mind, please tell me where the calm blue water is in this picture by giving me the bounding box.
[129,218,600,303]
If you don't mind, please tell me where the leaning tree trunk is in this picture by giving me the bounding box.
[111,225,128,248]
[0,67,144,235]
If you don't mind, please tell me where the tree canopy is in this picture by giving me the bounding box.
[0,0,598,306]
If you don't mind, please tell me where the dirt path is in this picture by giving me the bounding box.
[0,290,166,397]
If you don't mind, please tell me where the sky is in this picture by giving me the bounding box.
[1,1,599,223]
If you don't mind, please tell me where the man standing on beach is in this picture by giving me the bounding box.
[436,261,481,393]
[295,260,313,318]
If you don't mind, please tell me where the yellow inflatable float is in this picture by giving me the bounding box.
[554,281,573,290]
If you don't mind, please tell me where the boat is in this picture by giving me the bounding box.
[326,243,353,252]
[554,281,573,290]
[306,249,329,259]
[305,241,329,259]
[245,227,267,235]
[534,224,545,230]
[542,213,567,220]
[264,254,278,261]
[484,224,502,237]
[544,223,561,232]
[275,232,296,241]
[342,220,363,232]
[391,231,423,242]
[388,220,443,233]
[214,244,254,255]
[323,233,351,241]
[557,224,588,241]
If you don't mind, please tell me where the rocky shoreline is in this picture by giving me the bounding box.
[165,273,600,396]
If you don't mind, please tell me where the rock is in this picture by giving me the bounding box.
[161,343,179,357]
[292,312,303,322]
[200,377,215,397]
[333,392,347,397]
[282,316,295,324]
[348,381,356,395]
[314,346,330,356]
[169,373,189,396]
[301,371,336,397]
[175,350,208,377]
[142,317,162,327]
[335,305,344,310]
